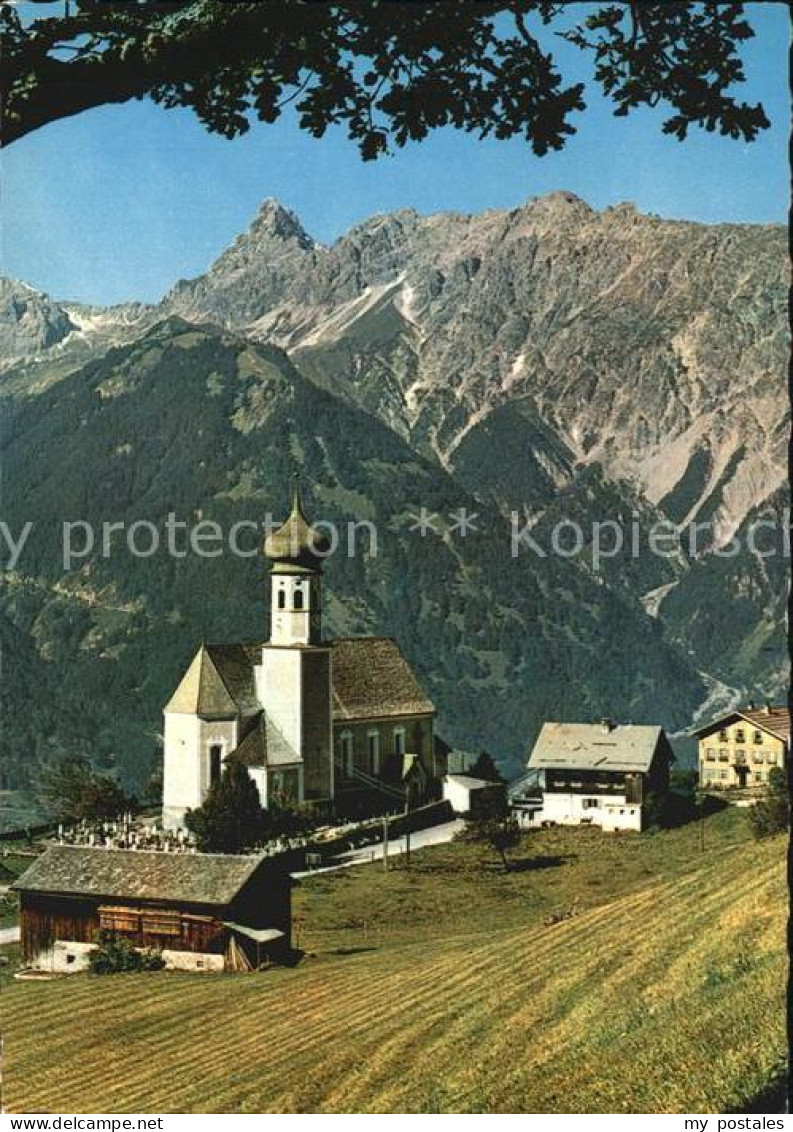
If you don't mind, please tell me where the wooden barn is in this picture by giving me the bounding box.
[12,845,292,974]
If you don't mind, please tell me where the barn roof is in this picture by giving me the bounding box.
[527,722,670,773]
[166,636,434,724]
[694,706,790,742]
[12,846,268,907]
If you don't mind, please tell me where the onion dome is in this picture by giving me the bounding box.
[263,479,330,572]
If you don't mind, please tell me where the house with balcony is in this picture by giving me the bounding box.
[695,704,790,790]
[516,719,674,832]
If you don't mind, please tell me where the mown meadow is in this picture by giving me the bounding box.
[1,809,786,1113]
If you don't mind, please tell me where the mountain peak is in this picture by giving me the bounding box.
[248,198,316,249]
[524,190,593,213]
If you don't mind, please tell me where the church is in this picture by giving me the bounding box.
[162,483,444,829]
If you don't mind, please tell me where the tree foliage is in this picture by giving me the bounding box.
[39,755,131,824]
[748,767,788,840]
[1,3,768,152]
[470,749,504,783]
[461,794,522,870]
[184,757,265,853]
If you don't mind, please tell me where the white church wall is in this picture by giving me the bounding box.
[248,766,268,808]
[162,714,238,830]
[196,719,238,796]
[162,712,202,830]
[257,648,303,756]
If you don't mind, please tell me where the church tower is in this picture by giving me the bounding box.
[255,480,334,804]
[266,480,325,646]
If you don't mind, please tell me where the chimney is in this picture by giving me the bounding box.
[748,699,756,711]
[764,702,772,715]
[600,718,614,734]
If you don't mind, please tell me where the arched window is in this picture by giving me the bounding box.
[209,744,222,786]
[277,589,286,610]
[294,588,304,610]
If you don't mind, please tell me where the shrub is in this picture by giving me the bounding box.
[748,767,788,839]
[89,930,165,975]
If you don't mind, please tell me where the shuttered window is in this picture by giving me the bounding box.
[141,911,182,937]
[99,906,142,933]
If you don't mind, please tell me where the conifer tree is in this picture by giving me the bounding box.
[185,758,265,853]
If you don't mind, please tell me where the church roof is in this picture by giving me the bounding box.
[232,713,302,769]
[527,722,671,774]
[330,637,435,722]
[12,845,272,908]
[167,636,435,726]
[163,645,238,717]
[263,481,330,571]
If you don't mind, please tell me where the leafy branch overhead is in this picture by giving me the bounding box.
[0,1,769,153]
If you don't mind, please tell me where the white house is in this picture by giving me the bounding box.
[443,774,504,816]
[514,720,674,833]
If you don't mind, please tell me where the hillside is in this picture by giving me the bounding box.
[1,811,785,1113]
[0,192,788,797]
[0,319,702,792]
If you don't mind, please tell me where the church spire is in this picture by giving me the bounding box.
[264,476,326,645]
[263,475,330,573]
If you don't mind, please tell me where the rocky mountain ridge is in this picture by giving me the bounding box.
[1,192,787,796]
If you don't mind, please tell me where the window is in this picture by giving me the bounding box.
[141,911,181,937]
[718,749,729,762]
[754,771,763,783]
[766,752,777,766]
[719,770,728,781]
[735,728,745,744]
[394,728,406,757]
[66,953,76,965]
[277,589,286,610]
[338,733,353,777]
[99,906,141,933]
[583,798,600,809]
[705,749,716,762]
[368,730,381,775]
[209,744,223,786]
[625,774,642,804]
[753,730,763,745]
[293,587,304,610]
[752,750,764,765]
[718,729,728,742]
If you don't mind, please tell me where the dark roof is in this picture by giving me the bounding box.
[528,722,670,773]
[695,706,790,742]
[12,846,268,907]
[232,713,301,769]
[330,637,435,722]
[170,636,434,726]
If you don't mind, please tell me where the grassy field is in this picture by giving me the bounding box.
[0,809,786,1114]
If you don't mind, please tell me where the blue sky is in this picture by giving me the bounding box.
[2,2,789,306]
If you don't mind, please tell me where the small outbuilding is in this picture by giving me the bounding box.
[12,845,292,974]
[443,774,506,817]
